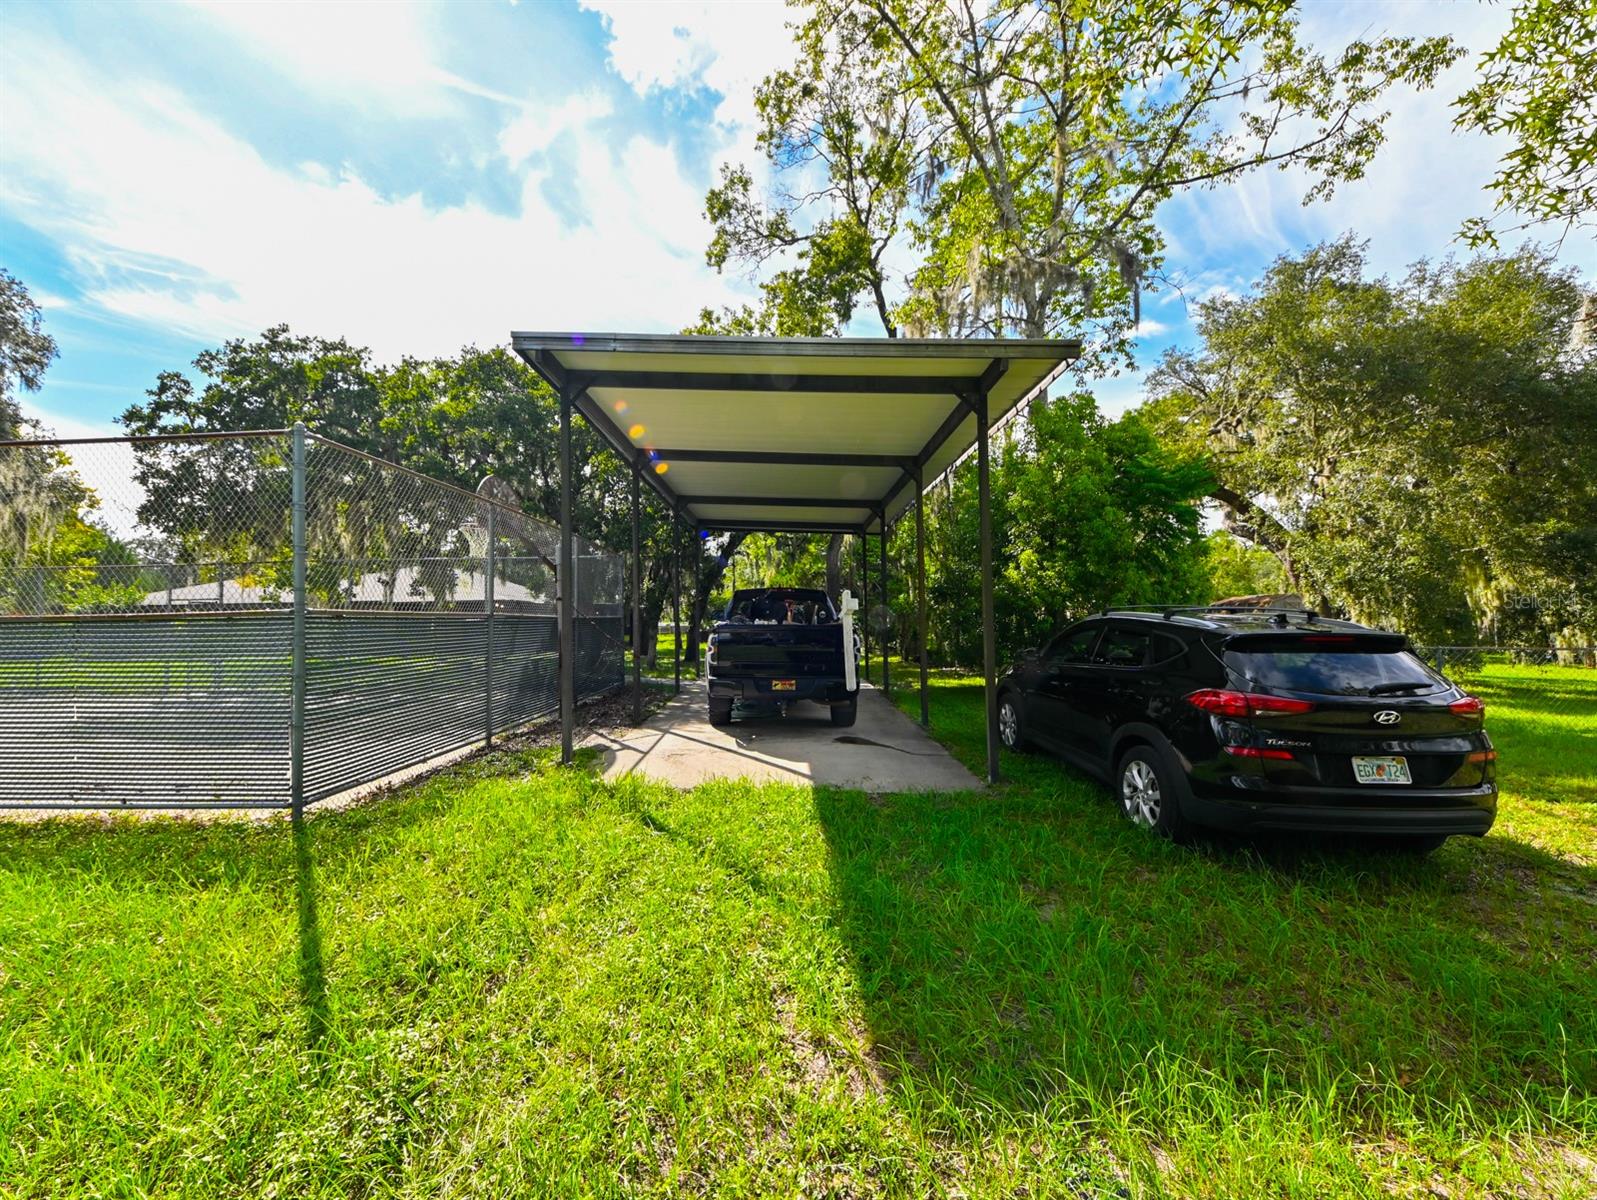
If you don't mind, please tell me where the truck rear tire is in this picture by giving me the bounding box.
[708,698,733,727]
[830,694,858,728]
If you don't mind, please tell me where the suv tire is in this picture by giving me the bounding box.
[1115,743,1189,841]
[830,694,859,728]
[998,692,1029,752]
[708,697,733,727]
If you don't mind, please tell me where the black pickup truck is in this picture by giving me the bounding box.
[706,587,860,728]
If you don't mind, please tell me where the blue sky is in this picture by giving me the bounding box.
[3,0,1593,439]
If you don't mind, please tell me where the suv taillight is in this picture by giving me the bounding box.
[1449,695,1485,717]
[1185,689,1315,718]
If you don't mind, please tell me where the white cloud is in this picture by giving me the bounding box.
[180,0,517,114]
[0,32,743,366]
[498,92,614,164]
[1158,0,1596,278]
[1132,318,1171,337]
[579,0,799,130]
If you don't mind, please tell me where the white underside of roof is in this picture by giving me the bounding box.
[514,334,1077,532]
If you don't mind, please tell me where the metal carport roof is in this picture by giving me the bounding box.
[511,333,1080,534]
[510,331,1081,786]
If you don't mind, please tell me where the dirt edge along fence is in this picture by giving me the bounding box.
[0,426,624,811]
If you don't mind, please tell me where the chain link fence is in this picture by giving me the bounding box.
[1417,646,1597,673]
[0,428,624,809]
[1417,646,1596,774]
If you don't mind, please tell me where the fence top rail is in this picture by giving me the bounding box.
[300,432,537,525]
[0,428,293,448]
[1423,645,1597,653]
[0,605,619,624]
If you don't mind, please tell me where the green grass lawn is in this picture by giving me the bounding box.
[635,628,698,682]
[1,666,1593,1197]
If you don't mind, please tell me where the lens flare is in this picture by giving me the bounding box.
[654,461,669,475]
[613,400,628,414]
[628,423,645,439]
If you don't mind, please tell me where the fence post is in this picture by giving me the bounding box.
[484,503,495,747]
[290,423,307,819]
[1436,646,1447,677]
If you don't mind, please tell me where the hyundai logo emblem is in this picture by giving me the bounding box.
[1373,710,1401,725]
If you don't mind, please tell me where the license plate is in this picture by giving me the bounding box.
[770,679,796,692]
[1353,755,1411,785]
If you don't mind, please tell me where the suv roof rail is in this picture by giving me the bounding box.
[1101,605,1321,622]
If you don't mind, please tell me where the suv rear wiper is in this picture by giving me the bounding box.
[1367,682,1430,696]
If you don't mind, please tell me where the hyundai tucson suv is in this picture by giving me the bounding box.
[996,608,1496,850]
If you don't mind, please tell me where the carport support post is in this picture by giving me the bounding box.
[860,534,870,683]
[915,466,928,728]
[558,383,576,765]
[672,509,682,694]
[631,457,642,725]
[290,422,306,819]
[976,390,999,784]
[878,519,890,697]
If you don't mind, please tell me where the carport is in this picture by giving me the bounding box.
[512,333,1080,783]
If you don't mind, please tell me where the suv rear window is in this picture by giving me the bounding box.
[1225,647,1444,696]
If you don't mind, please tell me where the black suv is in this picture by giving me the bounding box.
[996,608,1496,850]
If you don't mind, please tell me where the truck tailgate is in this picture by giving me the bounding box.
[712,625,843,675]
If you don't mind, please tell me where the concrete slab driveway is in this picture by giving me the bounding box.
[585,682,982,792]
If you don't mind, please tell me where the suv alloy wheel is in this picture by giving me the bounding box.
[1116,744,1188,840]
[998,693,1027,750]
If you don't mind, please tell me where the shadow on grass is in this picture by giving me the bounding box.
[816,683,1597,1125]
[0,744,588,1051]
[814,784,1597,1123]
[292,812,330,1048]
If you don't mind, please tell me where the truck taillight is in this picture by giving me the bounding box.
[1185,689,1315,717]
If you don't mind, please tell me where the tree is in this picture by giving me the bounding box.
[1,268,58,435]
[118,327,733,659]
[914,393,1210,665]
[1454,0,1597,248]
[1,271,63,563]
[1147,238,1597,643]
[709,0,1458,364]
[1198,531,1290,601]
[121,332,561,566]
[694,3,1456,645]
[0,271,145,614]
